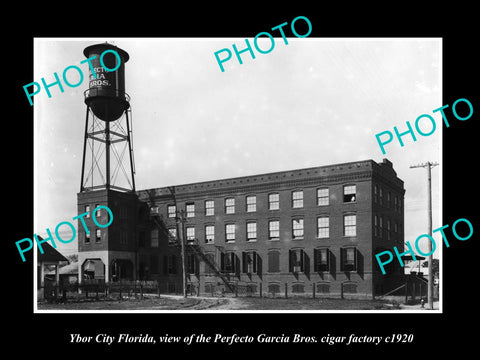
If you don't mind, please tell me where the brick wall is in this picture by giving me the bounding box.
[135,159,405,297]
[77,159,405,296]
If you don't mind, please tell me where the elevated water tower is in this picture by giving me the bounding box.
[77,42,138,284]
[80,42,135,192]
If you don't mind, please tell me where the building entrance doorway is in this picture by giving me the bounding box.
[110,259,134,281]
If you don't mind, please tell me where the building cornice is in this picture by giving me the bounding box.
[136,159,405,203]
[138,170,375,202]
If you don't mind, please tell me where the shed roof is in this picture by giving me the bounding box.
[36,237,69,263]
[47,261,78,275]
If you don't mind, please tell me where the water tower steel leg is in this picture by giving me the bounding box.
[125,109,136,191]
[105,106,110,190]
[80,106,90,192]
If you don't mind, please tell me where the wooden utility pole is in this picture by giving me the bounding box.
[169,186,187,298]
[176,209,188,298]
[410,161,438,310]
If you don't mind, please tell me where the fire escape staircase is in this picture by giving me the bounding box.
[150,214,234,292]
[187,239,235,292]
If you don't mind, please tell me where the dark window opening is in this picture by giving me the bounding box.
[268,251,280,273]
[242,251,258,274]
[292,283,305,293]
[268,283,280,296]
[343,185,356,202]
[340,247,358,272]
[343,282,358,293]
[314,248,330,272]
[164,254,177,275]
[220,252,237,274]
[204,253,216,275]
[138,231,146,247]
[317,283,330,294]
[289,249,305,273]
[186,254,198,274]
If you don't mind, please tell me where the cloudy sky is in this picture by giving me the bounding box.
[34,37,442,258]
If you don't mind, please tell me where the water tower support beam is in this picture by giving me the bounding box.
[105,107,110,190]
[80,106,90,192]
[125,109,136,191]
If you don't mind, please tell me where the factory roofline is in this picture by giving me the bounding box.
[136,158,403,201]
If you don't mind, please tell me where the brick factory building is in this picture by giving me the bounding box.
[77,158,405,298]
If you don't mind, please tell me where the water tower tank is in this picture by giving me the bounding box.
[83,43,130,122]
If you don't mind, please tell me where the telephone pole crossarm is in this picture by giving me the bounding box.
[410,161,438,310]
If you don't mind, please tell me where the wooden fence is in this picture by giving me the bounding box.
[41,280,409,303]
[42,280,165,302]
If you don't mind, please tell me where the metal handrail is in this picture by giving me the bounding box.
[84,87,130,102]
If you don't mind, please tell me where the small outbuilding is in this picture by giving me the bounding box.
[37,238,69,292]
[46,261,79,285]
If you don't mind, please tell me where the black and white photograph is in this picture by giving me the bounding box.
[8,6,478,356]
[33,37,442,313]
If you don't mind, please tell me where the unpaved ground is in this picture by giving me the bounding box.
[202,297,247,310]
[37,295,229,311]
[36,294,414,311]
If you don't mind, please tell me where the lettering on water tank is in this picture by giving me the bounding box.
[90,68,110,87]
[23,48,121,106]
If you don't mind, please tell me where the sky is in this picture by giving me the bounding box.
[33,37,442,258]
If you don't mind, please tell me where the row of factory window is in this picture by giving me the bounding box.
[149,247,361,275]
[80,185,402,225]
[148,215,402,247]
[80,184,402,225]
[374,215,403,240]
[83,204,128,219]
[83,229,129,245]
[82,213,401,246]
[374,184,403,211]
[151,184,402,219]
[150,215,357,247]
[152,186,356,219]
